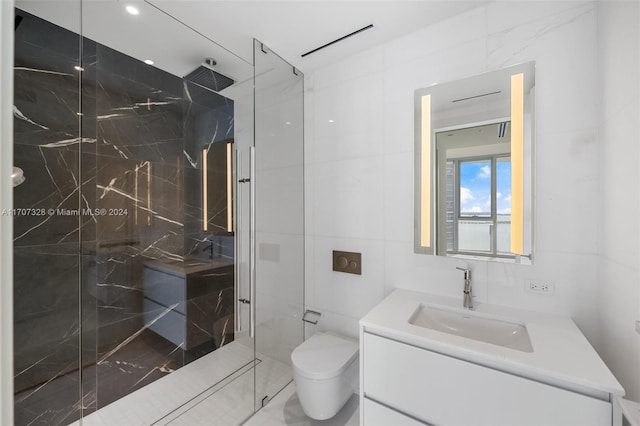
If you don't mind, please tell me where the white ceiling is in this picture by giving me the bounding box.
[148,0,487,73]
[17,0,487,83]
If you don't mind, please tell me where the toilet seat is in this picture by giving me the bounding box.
[291,332,358,380]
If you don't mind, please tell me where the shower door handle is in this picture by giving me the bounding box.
[234,147,246,333]
[249,146,256,339]
[234,146,255,338]
[234,148,240,332]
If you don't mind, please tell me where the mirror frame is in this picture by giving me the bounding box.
[414,62,535,263]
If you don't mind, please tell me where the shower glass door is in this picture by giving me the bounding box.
[252,40,305,408]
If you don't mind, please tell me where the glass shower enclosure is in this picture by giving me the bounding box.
[11,1,304,424]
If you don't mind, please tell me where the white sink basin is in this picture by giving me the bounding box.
[408,304,533,352]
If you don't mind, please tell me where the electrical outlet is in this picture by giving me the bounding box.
[525,279,554,295]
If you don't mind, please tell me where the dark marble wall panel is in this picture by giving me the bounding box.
[95,44,182,100]
[80,38,101,420]
[13,24,80,146]
[81,251,98,417]
[13,244,83,426]
[13,243,82,391]
[12,144,83,246]
[95,91,184,164]
[94,43,184,170]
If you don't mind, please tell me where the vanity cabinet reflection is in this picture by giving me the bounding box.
[143,260,234,352]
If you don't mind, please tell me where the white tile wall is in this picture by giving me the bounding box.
[304,1,628,368]
[597,0,640,402]
[313,157,385,240]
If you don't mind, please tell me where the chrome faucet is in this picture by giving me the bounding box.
[456,267,473,309]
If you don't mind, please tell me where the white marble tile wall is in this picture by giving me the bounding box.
[597,1,640,401]
[304,1,606,347]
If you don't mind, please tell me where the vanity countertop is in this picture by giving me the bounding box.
[144,258,233,277]
[360,289,624,398]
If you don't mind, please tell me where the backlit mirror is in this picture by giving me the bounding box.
[414,62,535,263]
[201,139,233,234]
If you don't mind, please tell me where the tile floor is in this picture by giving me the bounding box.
[162,354,294,426]
[244,383,359,426]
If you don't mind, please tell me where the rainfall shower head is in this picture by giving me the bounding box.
[12,167,25,187]
[184,58,234,92]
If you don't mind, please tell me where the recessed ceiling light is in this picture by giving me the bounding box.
[328,119,335,123]
[285,121,291,125]
[126,5,139,15]
[144,59,154,65]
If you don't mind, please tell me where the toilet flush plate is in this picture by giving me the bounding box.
[333,250,361,275]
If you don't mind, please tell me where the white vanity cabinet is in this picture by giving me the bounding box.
[359,290,625,426]
[362,398,424,426]
[362,332,611,425]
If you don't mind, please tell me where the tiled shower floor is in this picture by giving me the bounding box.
[75,340,292,426]
[160,355,293,425]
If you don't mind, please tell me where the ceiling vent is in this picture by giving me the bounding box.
[301,24,374,58]
[452,91,501,103]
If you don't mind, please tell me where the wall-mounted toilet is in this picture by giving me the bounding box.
[291,332,359,420]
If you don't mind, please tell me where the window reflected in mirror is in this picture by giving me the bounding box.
[437,123,512,258]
